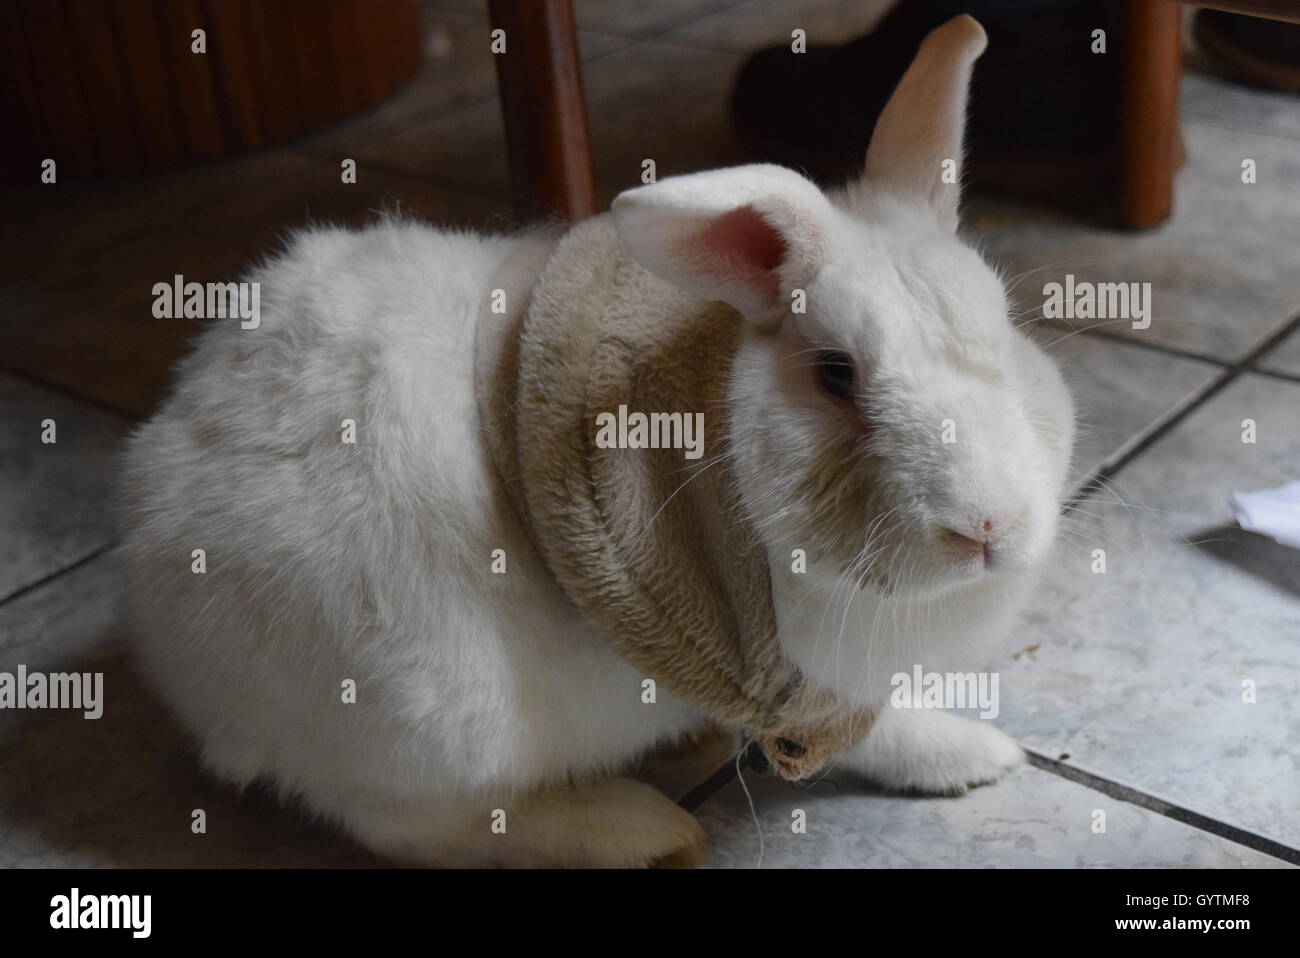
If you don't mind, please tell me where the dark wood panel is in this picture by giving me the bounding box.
[2,0,421,182]
[111,0,187,173]
[17,1,94,177]
[203,0,265,150]
[64,0,141,175]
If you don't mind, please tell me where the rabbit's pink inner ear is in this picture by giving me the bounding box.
[684,204,787,303]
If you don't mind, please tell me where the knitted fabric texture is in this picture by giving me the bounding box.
[480,216,874,780]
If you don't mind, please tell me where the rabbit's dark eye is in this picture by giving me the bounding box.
[816,350,856,398]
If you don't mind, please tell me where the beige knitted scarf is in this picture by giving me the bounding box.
[477,217,874,780]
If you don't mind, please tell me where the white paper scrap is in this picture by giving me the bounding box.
[1231,480,1300,550]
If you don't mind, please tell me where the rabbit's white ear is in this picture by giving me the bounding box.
[611,164,832,324]
[862,14,986,230]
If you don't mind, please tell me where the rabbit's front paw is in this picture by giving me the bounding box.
[840,707,1023,795]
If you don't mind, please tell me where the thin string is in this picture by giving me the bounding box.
[735,745,764,870]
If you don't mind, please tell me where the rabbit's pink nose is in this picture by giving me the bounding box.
[981,520,994,564]
[941,520,997,567]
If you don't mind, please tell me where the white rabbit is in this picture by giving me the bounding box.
[118,15,1073,867]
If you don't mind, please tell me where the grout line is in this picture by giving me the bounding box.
[682,317,1300,822]
[1070,369,1229,499]
[1026,750,1300,865]
[638,35,754,56]
[683,745,1300,866]
[1033,310,1283,371]
[1067,324,1233,368]
[297,36,723,199]
[0,543,115,610]
[5,154,319,291]
[631,0,754,43]
[1181,113,1300,144]
[296,0,752,169]
[292,100,488,161]
[0,364,141,423]
[287,145,524,229]
[1028,319,1300,863]
[294,25,645,166]
[1236,310,1300,365]
[677,758,741,812]
[1251,366,1300,384]
[1071,310,1300,495]
[314,152,513,208]
[1076,367,1236,493]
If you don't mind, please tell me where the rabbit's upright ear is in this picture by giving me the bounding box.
[861,14,986,230]
[611,164,833,325]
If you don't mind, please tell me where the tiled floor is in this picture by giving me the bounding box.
[976,120,1300,363]
[1,0,1297,868]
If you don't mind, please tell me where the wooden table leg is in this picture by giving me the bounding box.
[1119,0,1183,229]
[488,0,596,223]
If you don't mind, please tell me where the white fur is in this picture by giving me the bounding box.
[117,15,1073,865]
[118,223,705,864]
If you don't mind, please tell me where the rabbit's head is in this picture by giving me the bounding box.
[611,15,1074,601]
